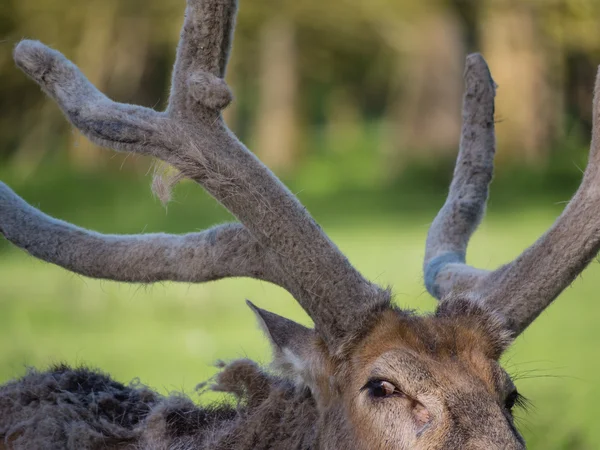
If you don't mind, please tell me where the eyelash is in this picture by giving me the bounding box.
[506,390,529,412]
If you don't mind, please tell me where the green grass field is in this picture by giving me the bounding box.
[0,174,598,449]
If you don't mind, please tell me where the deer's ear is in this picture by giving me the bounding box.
[247,301,333,397]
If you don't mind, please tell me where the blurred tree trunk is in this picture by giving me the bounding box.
[480,0,563,165]
[254,16,298,173]
[382,11,465,176]
[325,87,362,154]
[11,102,61,179]
[565,51,596,137]
[105,17,153,173]
[68,0,119,169]
[106,18,150,103]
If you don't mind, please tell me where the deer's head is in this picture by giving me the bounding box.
[2,0,600,448]
[249,299,522,450]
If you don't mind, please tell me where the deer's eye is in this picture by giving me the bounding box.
[363,379,402,399]
[505,389,526,412]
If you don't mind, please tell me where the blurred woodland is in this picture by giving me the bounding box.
[3,3,600,447]
[1,0,600,188]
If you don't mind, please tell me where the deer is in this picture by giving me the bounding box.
[0,0,599,449]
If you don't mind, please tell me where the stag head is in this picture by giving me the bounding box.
[1,0,599,449]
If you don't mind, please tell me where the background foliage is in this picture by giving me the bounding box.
[1,0,600,448]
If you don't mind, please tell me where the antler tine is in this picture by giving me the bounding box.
[9,0,389,352]
[0,183,285,285]
[168,0,236,118]
[424,53,496,301]
[472,66,600,335]
[426,57,600,337]
[12,40,175,159]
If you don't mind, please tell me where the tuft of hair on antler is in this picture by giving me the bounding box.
[425,56,600,338]
[151,162,184,206]
[2,0,392,355]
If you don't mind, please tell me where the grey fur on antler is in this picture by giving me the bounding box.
[0,183,284,284]
[5,0,389,353]
[425,56,600,336]
[424,54,496,302]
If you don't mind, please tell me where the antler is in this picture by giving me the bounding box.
[0,183,286,285]
[4,0,389,352]
[423,54,495,301]
[425,54,600,336]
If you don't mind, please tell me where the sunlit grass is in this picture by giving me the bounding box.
[0,191,598,448]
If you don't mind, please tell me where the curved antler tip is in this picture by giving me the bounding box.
[13,40,59,81]
[0,181,34,240]
[594,65,600,93]
[464,53,497,98]
[0,181,39,222]
[465,53,493,79]
[466,52,486,65]
[187,0,234,4]
[0,180,17,204]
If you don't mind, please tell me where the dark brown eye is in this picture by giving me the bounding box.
[363,379,400,399]
[505,389,525,412]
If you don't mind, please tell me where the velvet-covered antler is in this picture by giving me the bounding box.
[425,54,600,336]
[0,183,286,285]
[1,0,390,352]
[423,54,496,302]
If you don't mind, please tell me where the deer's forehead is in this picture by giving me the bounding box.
[349,310,506,394]
[355,310,497,358]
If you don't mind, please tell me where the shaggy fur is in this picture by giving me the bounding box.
[2,0,600,448]
[0,361,317,450]
[0,365,158,449]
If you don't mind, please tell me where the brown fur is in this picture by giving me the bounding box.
[336,308,522,449]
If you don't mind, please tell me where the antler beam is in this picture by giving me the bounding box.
[0,183,285,285]
[6,0,389,352]
[425,55,600,336]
